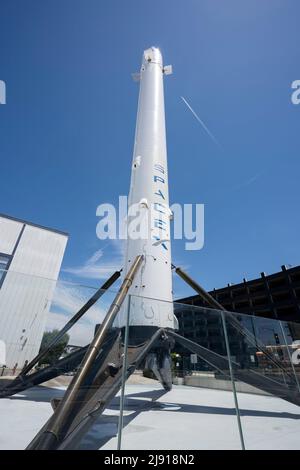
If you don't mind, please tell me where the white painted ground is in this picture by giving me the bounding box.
[0,384,299,450]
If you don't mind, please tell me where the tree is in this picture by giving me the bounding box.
[38,329,70,366]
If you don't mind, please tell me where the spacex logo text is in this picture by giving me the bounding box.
[0,80,6,104]
[291,80,300,105]
[96,196,204,251]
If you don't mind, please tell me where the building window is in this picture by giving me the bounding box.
[0,254,11,286]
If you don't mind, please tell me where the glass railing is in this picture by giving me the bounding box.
[117,295,300,450]
[0,269,299,450]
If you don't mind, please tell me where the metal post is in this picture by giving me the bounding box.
[29,255,143,450]
[220,311,245,450]
[250,314,259,351]
[279,321,300,393]
[117,295,131,450]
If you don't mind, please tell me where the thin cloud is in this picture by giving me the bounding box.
[181,96,222,149]
[63,241,124,280]
[46,280,111,345]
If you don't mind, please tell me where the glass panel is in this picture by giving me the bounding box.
[0,259,8,266]
[222,311,300,450]
[0,255,10,285]
[0,269,6,285]
[116,296,243,450]
[0,268,120,449]
[224,311,300,391]
[174,302,300,450]
[280,320,300,388]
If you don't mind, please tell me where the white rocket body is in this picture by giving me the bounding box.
[118,47,174,330]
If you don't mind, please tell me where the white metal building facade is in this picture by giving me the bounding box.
[0,214,68,369]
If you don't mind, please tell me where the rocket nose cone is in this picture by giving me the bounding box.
[143,47,163,67]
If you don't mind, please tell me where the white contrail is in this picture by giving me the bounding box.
[232,172,264,191]
[181,96,221,149]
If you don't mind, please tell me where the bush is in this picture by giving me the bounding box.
[38,329,70,366]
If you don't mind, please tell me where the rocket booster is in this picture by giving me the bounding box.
[118,47,174,332]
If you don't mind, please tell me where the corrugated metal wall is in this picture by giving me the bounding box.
[0,216,68,368]
[0,217,23,255]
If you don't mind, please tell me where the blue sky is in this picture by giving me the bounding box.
[0,0,299,299]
